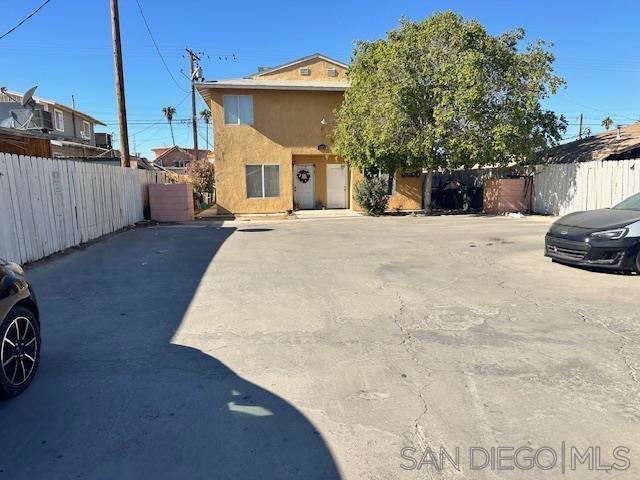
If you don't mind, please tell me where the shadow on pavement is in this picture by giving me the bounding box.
[0,225,340,479]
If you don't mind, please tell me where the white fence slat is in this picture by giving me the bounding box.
[0,154,20,263]
[533,158,640,215]
[0,154,169,264]
[5,155,27,263]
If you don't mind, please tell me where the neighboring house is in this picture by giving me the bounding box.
[540,122,640,163]
[152,146,212,173]
[0,87,107,157]
[196,53,424,214]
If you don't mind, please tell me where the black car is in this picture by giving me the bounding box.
[545,192,640,273]
[0,258,40,397]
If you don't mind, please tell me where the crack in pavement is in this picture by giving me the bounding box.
[578,311,640,386]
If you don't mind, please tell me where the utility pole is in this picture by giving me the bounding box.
[110,0,130,167]
[71,95,77,138]
[186,48,200,159]
[578,113,583,140]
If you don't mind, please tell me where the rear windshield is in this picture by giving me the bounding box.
[613,192,640,210]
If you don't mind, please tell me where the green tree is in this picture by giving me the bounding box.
[199,108,212,149]
[334,12,567,211]
[601,116,613,130]
[162,106,177,145]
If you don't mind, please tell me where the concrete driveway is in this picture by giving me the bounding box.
[0,215,638,479]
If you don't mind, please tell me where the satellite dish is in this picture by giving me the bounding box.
[21,86,38,109]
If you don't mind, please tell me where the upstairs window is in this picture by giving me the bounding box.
[224,95,253,125]
[54,109,64,131]
[246,164,279,198]
[82,120,91,139]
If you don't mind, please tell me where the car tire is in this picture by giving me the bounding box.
[635,250,640,274]
[0,306,40,398]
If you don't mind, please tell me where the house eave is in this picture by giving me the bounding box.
[196,82,348,92]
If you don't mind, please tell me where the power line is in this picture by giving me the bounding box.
[129,93,191,135]
[134,0,189,93]
[0,0,52,41]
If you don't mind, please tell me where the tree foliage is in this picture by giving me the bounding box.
[334,12,567,172]
[187,159,215,193]
[601,116,613,131]
[162,106,177,145]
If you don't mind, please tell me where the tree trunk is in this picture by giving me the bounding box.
[423,170,433,214]
[169,122,175,145]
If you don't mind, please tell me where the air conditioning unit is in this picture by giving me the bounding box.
[95,132,112,149]
[4,108,53,132]
[299,67,311,76]
[32,109,53,131]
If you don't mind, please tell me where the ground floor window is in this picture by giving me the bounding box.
[246,164,280,198]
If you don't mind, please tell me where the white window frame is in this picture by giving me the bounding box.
[246,164,279,199]
[223,95,253,125]
[82,120,91,139]
[54,109,64,132]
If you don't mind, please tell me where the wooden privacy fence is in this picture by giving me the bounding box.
[0,153,170,264]
[532,159,640,216]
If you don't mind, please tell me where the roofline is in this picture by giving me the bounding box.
[0,88,106,126]
[153,145,211,162]
[153,145,184,162]
[249,53,349,77]
[152,146,211,153]
[195,82,348,93]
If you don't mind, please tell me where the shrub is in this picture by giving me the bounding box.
[186,159,215,193]
[354,177,388,215]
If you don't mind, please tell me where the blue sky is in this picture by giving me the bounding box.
[1,0,639,159]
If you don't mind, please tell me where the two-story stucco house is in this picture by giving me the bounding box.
[196,53,424,214]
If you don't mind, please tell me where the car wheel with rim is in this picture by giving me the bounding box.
[0,306,40,398]
[635,249,640,274]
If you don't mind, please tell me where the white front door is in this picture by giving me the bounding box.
[294,164,315,209]
[326,164,348,209]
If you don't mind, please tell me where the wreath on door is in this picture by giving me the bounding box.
[297,169,311,183]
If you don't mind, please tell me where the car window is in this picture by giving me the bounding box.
[613,192,640,210]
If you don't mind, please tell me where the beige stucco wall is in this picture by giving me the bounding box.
[259,58,347,82]
[390,174,424,211]
[210,87,344,214]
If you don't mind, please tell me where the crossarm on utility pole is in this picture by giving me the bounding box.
[186,48,201,160]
